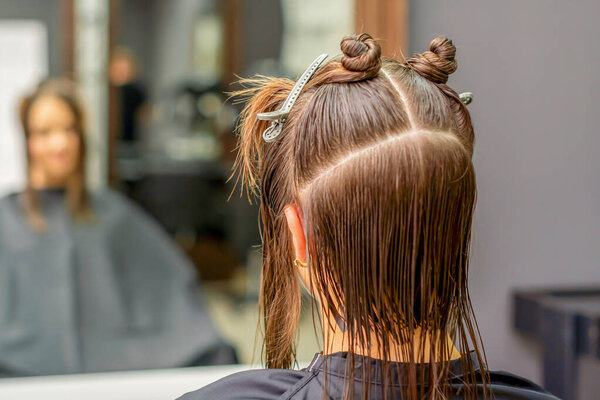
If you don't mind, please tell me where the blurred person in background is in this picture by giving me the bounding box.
[179,34,558,399]
[109,47,149,153]
[0,79,236,377]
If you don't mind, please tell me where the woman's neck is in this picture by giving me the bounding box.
[321,308,462,363]
[29,167,69,189]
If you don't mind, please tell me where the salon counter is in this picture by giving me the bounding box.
[0,364,248,400]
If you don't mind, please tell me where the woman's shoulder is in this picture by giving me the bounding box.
[175,363,560,400]
[89,188,132,213]
[177,368,310,400]
[0,192,25,223]
[89,188,155,226]
[0,191,21,207]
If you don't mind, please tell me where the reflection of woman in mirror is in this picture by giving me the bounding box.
[0,80,235,377]
[180,35,556,399]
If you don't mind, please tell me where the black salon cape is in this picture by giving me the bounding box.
[178,352,560,400]
[0,189,234,377]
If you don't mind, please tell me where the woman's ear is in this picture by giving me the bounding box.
[284,205,306,263]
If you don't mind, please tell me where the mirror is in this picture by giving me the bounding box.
[0,0,354,377]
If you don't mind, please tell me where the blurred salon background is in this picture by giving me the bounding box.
[0,1,598,399]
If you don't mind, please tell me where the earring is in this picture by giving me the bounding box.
[294,259,308,269]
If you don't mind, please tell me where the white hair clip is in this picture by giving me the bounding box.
[257,54,328,142]
[460,92,474,105]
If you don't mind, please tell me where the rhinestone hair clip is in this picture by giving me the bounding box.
[257,54,328,143]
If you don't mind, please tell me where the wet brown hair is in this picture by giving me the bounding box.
[19,79,91,230]
[234,34,487,399]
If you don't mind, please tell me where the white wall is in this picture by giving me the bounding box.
[409,0,600,392]
[0,21,48,196]
[0,0,61,196]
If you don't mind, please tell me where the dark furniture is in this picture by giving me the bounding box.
[513,287,600,400]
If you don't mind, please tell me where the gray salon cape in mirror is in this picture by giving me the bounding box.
[0,189,235,377]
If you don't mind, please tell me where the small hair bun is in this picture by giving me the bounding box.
[406,37,457,84]
[340,33,382,76]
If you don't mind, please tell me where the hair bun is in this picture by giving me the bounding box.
[340,33,382,76]
[406,37,457,84]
